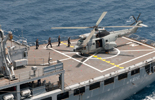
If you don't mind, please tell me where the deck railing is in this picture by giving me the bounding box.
[12,34,28,45]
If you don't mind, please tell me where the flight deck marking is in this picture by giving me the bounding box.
[101,50,155,72]
[61,42,120,60]
[60,42,123,69]
[49,47,102,72]
[76,48,120,60]
[122,37,155,49]
[40,58,71,65]
[83,54,94,63]
[54,38,155,73]
[83,51,100,63]
[61,42,74,48]
[120,49,155,52]
[64,52,78,54]
[117,50,155,66]
[92,55,124,69]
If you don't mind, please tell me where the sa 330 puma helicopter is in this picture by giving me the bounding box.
[52,12,147,55]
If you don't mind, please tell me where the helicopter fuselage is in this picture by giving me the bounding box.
[73,21,141,54]
[52,11,145,55]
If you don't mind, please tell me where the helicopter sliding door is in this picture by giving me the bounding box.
[96,39,102,48]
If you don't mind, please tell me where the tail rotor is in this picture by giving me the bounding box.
[130,13,148,27]
[130,13,141,26]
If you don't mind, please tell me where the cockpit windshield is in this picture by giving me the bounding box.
[77,38,86,45]
[96,30,110,38]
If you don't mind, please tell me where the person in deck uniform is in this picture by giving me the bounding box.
[36,39,39,49]
[46,37,52,48]
[0,29,4,40]
[58,35,61,46]
[68,37,71,47]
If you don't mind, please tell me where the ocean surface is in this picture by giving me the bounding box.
[0,0,155,99]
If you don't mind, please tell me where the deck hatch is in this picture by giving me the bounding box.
[131,68,140,75]
[118,73,128,80]
[74,87,85,95]
[89,82,100,90]
[104,77,114,85]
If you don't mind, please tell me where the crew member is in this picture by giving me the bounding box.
[36,39,39,49]
[0,29,4,40]
[46,37,52,48]
[68,37,71,47]
[58,35,61,46]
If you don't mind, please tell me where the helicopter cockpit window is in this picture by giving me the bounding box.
[96,30,110,38]
[77,38,86,45]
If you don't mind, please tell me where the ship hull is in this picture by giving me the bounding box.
[68,69,155,100]
[30,66,155,100]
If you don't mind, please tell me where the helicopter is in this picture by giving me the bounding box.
[52,12,148,55]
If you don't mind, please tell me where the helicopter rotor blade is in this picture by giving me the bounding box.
[130,21,136,26]
[51,27,90,29]
[102,26,142,28]
[96,12,107,26]
[52,11,107,30]
[137,13,141,21]
[51,25,142,30]
[132,16,137,22]
[76,12,107,46]
[82,28,96,46]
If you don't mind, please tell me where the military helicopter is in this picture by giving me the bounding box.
[52,12,147,55]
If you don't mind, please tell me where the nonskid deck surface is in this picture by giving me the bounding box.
[27,37,155,86]
[1,37,155,87]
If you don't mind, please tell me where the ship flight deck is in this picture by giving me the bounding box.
[27,36,155,86]
[1,36,155,88]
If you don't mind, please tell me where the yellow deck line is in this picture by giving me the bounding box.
[92,55,124,69]
[61,42,74,48]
